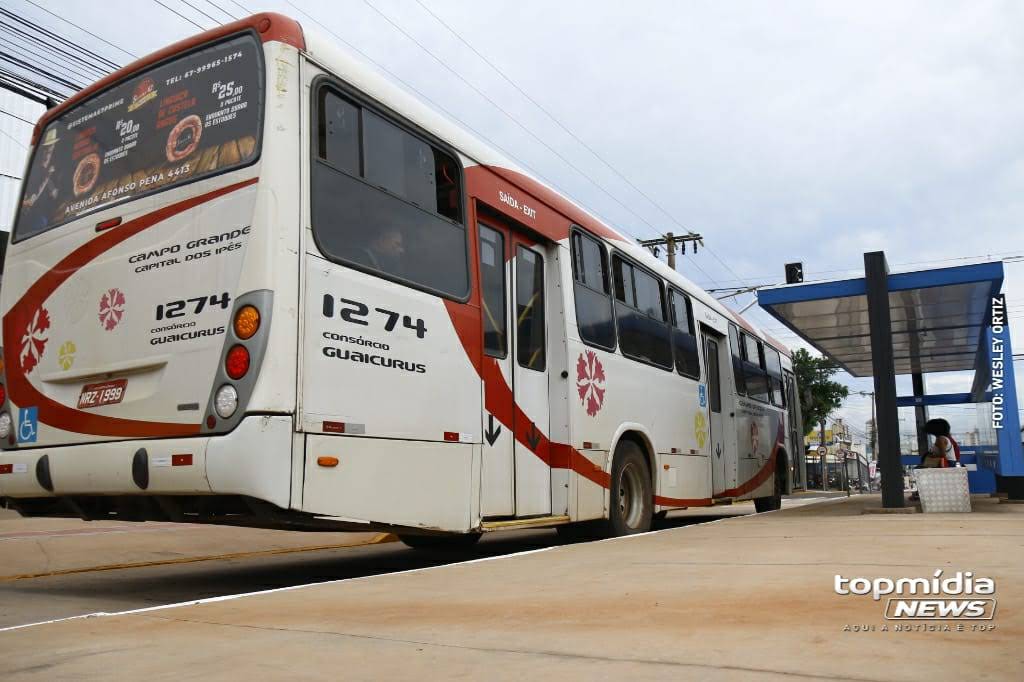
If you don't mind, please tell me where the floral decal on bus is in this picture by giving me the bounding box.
[19,306,51,374]
[98,288,126,331]
[576,349,606,417]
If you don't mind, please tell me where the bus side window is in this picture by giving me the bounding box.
[516,246,546,371]
[479,224,506,358]
[612,255,672,370]
[743,336,770,402]
[669,289,700,380]
[570,230,615,350]
[765,346,785,406]
[318,90,360,175]
[311,84,470,300]
[729,324,746,395]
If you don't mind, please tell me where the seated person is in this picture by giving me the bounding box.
[351,227,406,274]
[920,418,960,468]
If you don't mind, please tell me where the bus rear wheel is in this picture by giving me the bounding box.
[398,532,482,550]
[606,440,653,536]
[754,463,784,513]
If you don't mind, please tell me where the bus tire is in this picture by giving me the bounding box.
[398,532,482,549]
[754,462,784,513]
[606,440,653,536]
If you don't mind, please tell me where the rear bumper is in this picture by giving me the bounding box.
[0,415,293,508]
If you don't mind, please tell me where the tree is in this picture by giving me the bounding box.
[791,348,849,437]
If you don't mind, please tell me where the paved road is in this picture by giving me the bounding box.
[0,497,838,630]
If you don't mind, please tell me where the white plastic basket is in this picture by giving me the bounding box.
[913,467,972,513]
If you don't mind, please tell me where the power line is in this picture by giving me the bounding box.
[0,17,109,79]
[202,0,239,21]
[0,126,27,150]
[152,0,208,31]
[274,0,658,262]
[1,32,97,87]
[0,67,68,105]
[359,0,723,286]
[0,50,83,93]
[179,0,224,27]
[18,1,132,65]
[0,107,34,125]
[222,0,251,19]
[411,0,737,283]
[706,249,1024,287]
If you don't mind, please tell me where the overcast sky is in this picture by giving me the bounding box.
[10,0,1024,446]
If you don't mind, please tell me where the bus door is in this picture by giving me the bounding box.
[701,326,728,496]
[477,217,552,518]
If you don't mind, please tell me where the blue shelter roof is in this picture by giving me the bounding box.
[757,261,1003,378]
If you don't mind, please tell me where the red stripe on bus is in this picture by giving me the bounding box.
[443,298,780,507]
[2,177,259,439]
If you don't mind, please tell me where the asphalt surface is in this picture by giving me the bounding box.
[0,496,844,631]
[0,506,764,630]
[4,492,1015,682]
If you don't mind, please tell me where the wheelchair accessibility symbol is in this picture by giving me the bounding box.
[18,407,38,444]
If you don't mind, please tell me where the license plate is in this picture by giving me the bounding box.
[78,379,128,409]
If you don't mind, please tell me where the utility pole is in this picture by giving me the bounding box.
[638,232,704,271]
[819,419,827,491]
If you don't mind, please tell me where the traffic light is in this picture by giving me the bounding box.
[785,262,804,284]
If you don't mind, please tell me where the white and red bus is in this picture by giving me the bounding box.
[0,13,802,545]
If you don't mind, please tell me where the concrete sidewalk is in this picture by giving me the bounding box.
[0,509,391,580]
[1,495,1020,681]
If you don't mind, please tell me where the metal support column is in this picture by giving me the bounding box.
[865,251,904,508]
[912,373,929,457]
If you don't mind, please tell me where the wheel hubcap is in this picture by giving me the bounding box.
[618,462,645,529]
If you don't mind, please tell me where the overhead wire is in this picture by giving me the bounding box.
[0,31,98,86]
[0,50,82,93]
[0,66,69,104]
[19,0,132,64]
[202,0,239,21]
[409,0,741,286]
[0,126,28,150]
[179,0,225,27]
[0,108,35,125]
[272,0,667,271]
[357,0,723,287]
[0,16,110,79]
[152,0,209,31]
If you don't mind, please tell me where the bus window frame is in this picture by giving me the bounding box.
[478,222,508,359]
[12,29,267,245]
[764,344,786,407]
[569,225,617,353]
[667,286,701,381]
[515,243,547,372]
[609,248,673,372]
[729,323,746,396]
[741,332,770,404]
[309,75,471,303]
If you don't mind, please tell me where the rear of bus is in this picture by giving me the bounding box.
[0,14,304,522]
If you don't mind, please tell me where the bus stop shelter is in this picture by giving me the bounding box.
[757,252,1023,508]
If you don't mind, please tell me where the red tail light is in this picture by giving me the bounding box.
[0,383,5,404]
[225,345,250,380]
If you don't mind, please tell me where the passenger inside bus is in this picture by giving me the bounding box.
[352,226,406,273]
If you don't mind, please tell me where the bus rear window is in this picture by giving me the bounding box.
[14,32,264,242]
